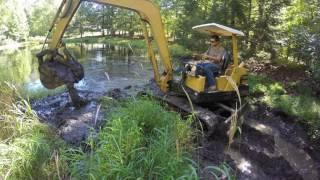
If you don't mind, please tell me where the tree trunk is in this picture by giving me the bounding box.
[245,0,252,46]
[102,6,105,36]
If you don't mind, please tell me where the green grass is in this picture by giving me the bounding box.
[169,43,192,58]
[21,86,67,100]
[63,97,198,179]
[0,83,233,179]
[0,84,69,179]
[249,74,320,140]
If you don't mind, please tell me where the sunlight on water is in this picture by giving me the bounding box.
[0,43,153,96]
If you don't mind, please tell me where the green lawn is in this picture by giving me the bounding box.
[249,74,320,140]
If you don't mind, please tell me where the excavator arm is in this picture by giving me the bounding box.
[47,0,173,92]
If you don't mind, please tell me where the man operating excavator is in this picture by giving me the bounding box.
[197,35,225,92]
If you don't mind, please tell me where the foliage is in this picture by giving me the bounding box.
[0,49,33,85]
[0,84,68,179]
[1,0,319,80]
[280,0,320,79]
[249,74,320,141]
[65,36,146,49]
[169,43,192,58]
[28,0,57,37]
[63,97,198,179]
[65,36,192,58]
[204,163,235,180]
[0,0,29,42]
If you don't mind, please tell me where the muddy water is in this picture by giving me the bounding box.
[0,43,155,145]
[0,43,154,96]
[58,43,153,94]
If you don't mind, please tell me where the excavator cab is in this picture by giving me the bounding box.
[176,23,249,103]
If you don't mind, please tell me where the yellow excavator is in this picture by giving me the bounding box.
[37,0,248,124]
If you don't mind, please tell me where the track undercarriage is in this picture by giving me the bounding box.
[148,80,248,134]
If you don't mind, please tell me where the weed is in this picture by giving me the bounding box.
[64,97,197,179]
[169,44,192,58]
[204,163,235,180]
[0,84,69,179]
[249,74,320,141]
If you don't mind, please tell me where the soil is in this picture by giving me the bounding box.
[146,79,320,179]
[30,78,320,179]
[31,88,128,145]
[195,103,320,180]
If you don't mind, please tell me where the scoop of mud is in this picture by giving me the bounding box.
[31,88,128,145]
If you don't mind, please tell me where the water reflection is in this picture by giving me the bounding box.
[0,43,153,95]
[0,48,36,84]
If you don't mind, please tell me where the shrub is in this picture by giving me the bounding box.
[0,85,67,179]
[65,97,197,179]
[249,74,320,140]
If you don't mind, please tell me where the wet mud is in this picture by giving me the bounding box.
[196,103,320,180]
[143,80,320,179]
[31,81,320,179]
[31,88,129,145]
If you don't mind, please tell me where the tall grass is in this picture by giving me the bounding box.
[0,83,235,179]
[63,97,197,179]
[249,74,320,140]
[0,83,68,179]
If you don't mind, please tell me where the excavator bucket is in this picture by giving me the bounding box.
[36,49,84,89]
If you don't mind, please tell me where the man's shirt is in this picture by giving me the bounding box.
[205,46,225,66]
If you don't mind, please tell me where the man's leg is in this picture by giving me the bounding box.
[202,63,218,87]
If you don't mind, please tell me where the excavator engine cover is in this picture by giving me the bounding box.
[36,50,84,89]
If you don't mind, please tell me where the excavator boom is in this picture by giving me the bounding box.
[39,0,249,141]
[48,0,172,92]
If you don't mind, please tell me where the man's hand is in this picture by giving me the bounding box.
[202,54,221,63]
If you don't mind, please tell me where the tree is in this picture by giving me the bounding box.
[0,0,29,41]
[28,0,58,37]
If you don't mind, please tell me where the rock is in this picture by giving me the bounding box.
[107,88,128,99]
[124,85,132,90]
[59,120,90,145]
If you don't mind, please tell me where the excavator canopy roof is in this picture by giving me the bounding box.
[192,23,245,36]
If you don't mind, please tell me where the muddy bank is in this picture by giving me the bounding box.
[144,80,320,179]
[31,88,130,145]
[30,81,320,179]
[196,103,320,180]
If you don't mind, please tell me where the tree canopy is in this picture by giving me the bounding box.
[1,0,319,77]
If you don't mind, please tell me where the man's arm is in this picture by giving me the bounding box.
[202,54,222,63]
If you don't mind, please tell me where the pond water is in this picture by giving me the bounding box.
[0,43,155,96]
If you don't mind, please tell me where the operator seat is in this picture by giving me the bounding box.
[220,50,232,75]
